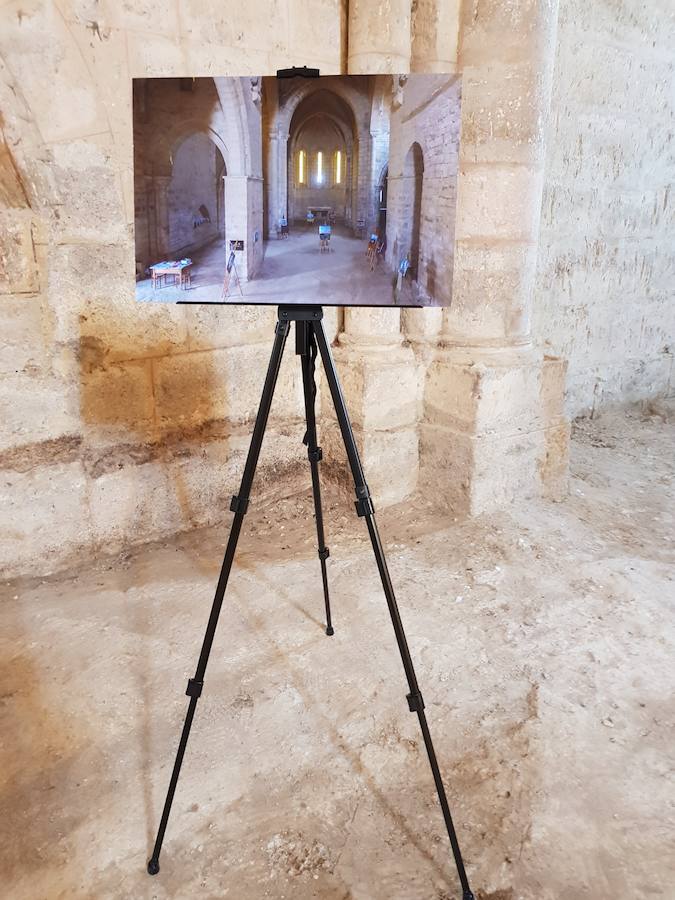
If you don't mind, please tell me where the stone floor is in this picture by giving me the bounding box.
[1,404,673,899]
[135,227,401,307]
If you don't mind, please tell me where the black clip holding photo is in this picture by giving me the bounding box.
[276,66,320,79]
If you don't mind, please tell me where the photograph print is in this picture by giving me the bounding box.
[133,73,461,307]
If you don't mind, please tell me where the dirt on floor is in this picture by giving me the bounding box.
[0,403,673,900]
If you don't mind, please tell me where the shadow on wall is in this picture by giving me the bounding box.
[76,297,314,545]
[77,307,235,536]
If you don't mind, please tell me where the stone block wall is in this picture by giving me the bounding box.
[0,1,344,578]
[1,0,673,578]
[533,0,675,416]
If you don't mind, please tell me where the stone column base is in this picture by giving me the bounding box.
[320,339,424,508]
[420,346,569,515]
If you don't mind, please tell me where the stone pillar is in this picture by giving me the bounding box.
[348,0,412,73]
[323,11,417,507]
[355,135,371,230]
[419,0,569,513]
[324,0,421,507]
[411,0,462,73]
[322,307,424,506]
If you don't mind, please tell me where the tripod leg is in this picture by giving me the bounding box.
[297,321,333,636]
[313,321,475,900]
[147,318,291,876]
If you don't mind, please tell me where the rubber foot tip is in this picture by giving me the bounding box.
[462,891,475,900]
[325,625,334,636]
[147,859,160,876]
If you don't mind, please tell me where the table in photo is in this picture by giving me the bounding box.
[150,259,193,290]
[307,206,332,222]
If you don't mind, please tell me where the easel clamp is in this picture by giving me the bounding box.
[406,690,425,713]
[230,495,250,514]
[186,678,203,699]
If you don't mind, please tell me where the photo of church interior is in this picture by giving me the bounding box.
[133,74,461,306]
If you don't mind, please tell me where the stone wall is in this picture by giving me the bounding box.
[533,0,675,416]
[0,0,344,578]
[1,0,673,579]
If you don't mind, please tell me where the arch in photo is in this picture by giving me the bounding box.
[166,132,226,257]
[287,89,359,227]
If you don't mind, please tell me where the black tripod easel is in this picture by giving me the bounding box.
[147,305,475,900]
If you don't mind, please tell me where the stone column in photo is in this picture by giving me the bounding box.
[265,129,279,237]
[223,174,264,282]
[263,84,289,238]
[275,128,289,230]
[152,175,171,259]
[420,0,569,513]
[320,5,419,508]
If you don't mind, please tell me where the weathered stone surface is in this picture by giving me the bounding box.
[0,294,46,374]
[532,0,675,416]
[329,345,423,431]
[152,342,304,430]
[348,0,412,73]
[0,461,91,575]
[0,0,672,579]
[0,211,39,295]
[0,373,81,453]
[80,358,155,431]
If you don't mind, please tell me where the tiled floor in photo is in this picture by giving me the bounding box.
[135,226,411,307]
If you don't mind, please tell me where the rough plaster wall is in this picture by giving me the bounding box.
[534,0,675,416]
[0,0,343,578]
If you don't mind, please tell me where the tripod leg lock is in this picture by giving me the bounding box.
[355,496,375,517]
[406,690,425,713]
[308,446,323,463]
[186,678,204,699]
[230,495,249,515]
[318,547,330,561]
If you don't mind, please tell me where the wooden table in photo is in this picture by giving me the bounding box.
[150,260,192,290]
